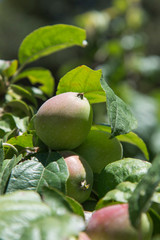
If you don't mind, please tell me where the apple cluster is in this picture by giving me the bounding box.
[34,92,152,239]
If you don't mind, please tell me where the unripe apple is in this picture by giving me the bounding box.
[74,129,123,174]
[34,92,93,150]
[59,151,93,203]
[86,204,152,240]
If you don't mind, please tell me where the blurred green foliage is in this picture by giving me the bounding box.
[0,0,160,159]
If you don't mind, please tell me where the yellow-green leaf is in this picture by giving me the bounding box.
[57,65,106,104]
[18,24,86,66]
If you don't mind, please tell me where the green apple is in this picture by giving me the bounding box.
[34,92,93,150]
[86,204,153,240]
[59,151,93,203]
[74,129,123,174]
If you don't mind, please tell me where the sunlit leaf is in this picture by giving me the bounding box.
[12,68,55,97]
[7,133,33,148]
[57,65,106,104]
[18,24,86,66]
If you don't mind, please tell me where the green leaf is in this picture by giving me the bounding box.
[0,154,22,194]
[12,115,29,133]
[65,196,85,219]
[1,113,16,130]
[20,214,84,240]
[117,131,149,160]
[5,100,31,116]
[0,114,30,136]
[12,67,55,97]
[100,76,137,137]
[148,208,160,236]
[0,60,10,73]
[10,84,37,106]
[0,190,84,240]
[0,59,18,77]
[96,181,137,210]
[42,187,73,215]
[95,158,151,198]
[0,140,4,172]
[42,187,84,218]
[56,65,106,104]
[92,124,149,160]
[96,181,160,211]
[26,86,47,101]
[129,154,160,229]
[0,120,12,133]
[7,133,33,148]
[6,151,69,194]
[3,60,18,77]
[18,24,86,66]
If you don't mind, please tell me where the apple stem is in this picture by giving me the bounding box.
[77,93,84,100]
[80,180,90,190]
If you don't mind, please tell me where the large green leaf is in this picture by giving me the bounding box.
[95,158,151,198]
[18,24,86,66]
[129,154,160,229]
[56,65,106,104]
[92,124,149,160]
[12,68,55,97]
[6,151,69,194]
[0,190,84,240]
[100,76,137,137]
[20,214,84,240]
